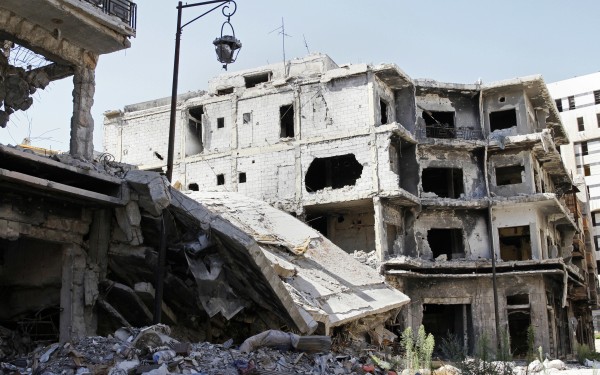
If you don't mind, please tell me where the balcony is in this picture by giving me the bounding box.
[418,125,483,140]
[83,0,137,30]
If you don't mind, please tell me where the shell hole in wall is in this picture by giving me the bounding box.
[305,154,363,192]
[188,183,199,191]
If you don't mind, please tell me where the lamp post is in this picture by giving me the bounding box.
[154,0,240,324]
[165,0,241,183]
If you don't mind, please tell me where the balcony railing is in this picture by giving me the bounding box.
[418,125,483,140]
[83,0,137,30]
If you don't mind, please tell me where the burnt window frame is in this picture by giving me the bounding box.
[489,108,518,132]
[421,167,465,198]
[495,164,525,186]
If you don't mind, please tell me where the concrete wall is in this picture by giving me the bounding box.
[418,147,486,199]
[488,151,535,196]
[412,209,491,260]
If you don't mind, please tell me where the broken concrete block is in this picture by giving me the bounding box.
[125,170,171,217]
[114,201,144,245]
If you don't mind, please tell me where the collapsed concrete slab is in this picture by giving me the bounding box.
[167,190,410,335]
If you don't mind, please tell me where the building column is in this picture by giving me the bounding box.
[373,196,387,262]
[70,66,95,160]
[59,244,89,342]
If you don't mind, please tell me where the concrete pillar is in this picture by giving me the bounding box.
[59,244,89,342]
[70,66,95,160]
[373,197,387,262]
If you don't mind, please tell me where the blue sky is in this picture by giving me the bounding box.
[2,0,600,151]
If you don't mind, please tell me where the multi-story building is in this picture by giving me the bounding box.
[0,0,137,343]
[104,54,598,357]
[548,72,600,331]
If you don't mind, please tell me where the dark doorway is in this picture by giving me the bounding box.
[422,304,473,356]
[422,168,464,198]
[427,228,464,260]
[508,309,531,357]
[489,109,517,132]
[305,154,363,192]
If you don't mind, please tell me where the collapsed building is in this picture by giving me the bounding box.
[0,2,409,357]
[104,54,599,357]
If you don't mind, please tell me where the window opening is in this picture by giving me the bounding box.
[188,183,199,191]
[280,105,294,138]
[577,117,585,132]
[217,117,225,129]
[555,99,562,112]
[489,108,517,132]
[305,154,363,192]
[499,225,532,261]
[595,91,600,105]
[423,111,455,139]
[216,174,225,185]
[568,96,575,110]
[496,165,524,186]
[427,228,464,260]
[380,99,388,125]
[186,106,204,156]
[584,165,591,176]
[421,167,464,198]
[244,72,271,88]
[507,294,529,306]
[217,87,234,96]
[242,112,251,125]
[597,113,600,127]
[238,172,246,183]
[580,142,588,156]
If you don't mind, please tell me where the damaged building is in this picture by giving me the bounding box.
[0,2,409,356]
[104,53,599,357]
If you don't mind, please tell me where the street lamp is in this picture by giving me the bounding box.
[155,0,240,324]
[165,0,241,183]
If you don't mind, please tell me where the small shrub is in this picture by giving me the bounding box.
[526,325,536,363]
[400,325,435,374]
[576,343,600,364]
[440,332,466,362]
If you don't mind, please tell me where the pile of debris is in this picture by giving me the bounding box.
[0,325,408,375]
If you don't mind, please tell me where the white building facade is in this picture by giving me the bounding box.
[548,73,600,258]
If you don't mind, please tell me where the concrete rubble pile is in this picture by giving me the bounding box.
[0,324,396,375]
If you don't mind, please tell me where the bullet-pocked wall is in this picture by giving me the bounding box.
[483,88,539,136]
[415,87,482,141]
[300,74,373,138]
[488,150,535,196]
[418,148,486,199]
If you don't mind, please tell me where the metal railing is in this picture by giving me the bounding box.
[418,125,483,140]
[83,0,137,30]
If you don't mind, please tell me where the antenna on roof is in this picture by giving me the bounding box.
[303,34,310,54]
[269,18,291,75]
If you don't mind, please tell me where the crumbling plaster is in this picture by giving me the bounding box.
[413,209,491,260]
[418,147,486,199]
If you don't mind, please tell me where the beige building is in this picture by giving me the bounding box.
[104,54,600,357]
